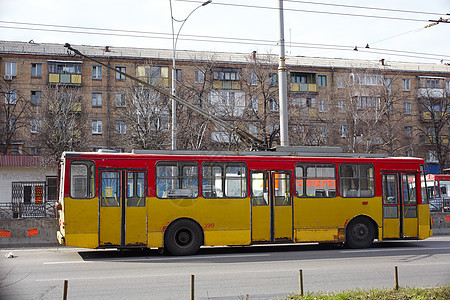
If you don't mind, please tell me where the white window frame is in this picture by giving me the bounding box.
[405,126,412,137]
[115,121,126,134]
[269,98,278,111]
[115,93,126,107]
[92,66,102,79]
[194,70,205,83]
[31,63,42,77]
[92,120,103,134]
[319,99,328,112]
[402,79,410,91]
[5,62,17,76]
[92,93,102,107]
[340,125,348,138]
[248,72,257,86]
[338,100,346,113]
[404,102,412,115]
[5,91,17,104]
[30,119,41,134]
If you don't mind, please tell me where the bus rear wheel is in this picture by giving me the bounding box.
[164,219,203,256]
[346,217,375,249]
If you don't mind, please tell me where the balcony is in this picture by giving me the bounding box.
[212,67,242,90]
[48,60,82,86]
[289,72,317,93]
[136,66,169,87]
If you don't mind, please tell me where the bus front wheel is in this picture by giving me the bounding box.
[164,219,203,256]
[346,217,375,249]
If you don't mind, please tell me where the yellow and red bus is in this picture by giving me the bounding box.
[56,150,432,255]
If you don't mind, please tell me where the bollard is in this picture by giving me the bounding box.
[394,266,399,290]
[299,269,304,296]
[63,280,68,300]
[191,274,195,300]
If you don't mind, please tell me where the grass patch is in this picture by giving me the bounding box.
[284,285,450,300]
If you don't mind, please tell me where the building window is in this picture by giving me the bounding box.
[175,69,182,82]
[213,67,240,81]
[5,91,17,104]
[402,79,410,91]
[31,63,42,77]
[248,72,257,85]
[31,91,41,105]
[357,96,380,110]
[405,126,412,137]
[250,96,258,112]
[49,62,81,74]
[269,73,278,86]
[340,125,348,138]
[427,150,438,163]
[8,144,22,155]
[5,62,17,76]
[92,93,102,107]
[92,120,102,134]
[115,66,126,80]
[404,102,412,115]
[115,121,126,134]
[92,66,102,79]
[385,78,392,92]
[195,70,205,83]
[115,93,126,107]
[29,146,41,155]
[337,76,345,88]
[318,75,327,87]
[269,98,278,111]
[30,119,41,134]
[406,149,414,157]
[338,100,346,113]
[426,79,440,89]
[318,99,328,112]
[446,81,450,93]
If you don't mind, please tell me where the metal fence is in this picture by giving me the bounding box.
[0,201,57,219]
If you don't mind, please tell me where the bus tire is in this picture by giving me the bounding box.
[345,217,375,249]
[164,219,203,256]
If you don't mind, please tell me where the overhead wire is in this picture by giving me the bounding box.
[173,0,434,22]
[1,21,450,62]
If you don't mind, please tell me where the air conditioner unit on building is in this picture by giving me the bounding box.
[4,75,13,81]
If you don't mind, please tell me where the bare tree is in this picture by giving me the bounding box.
[36,85,90,164]
[0,79,30,154]
[417,88,450,172]
[116,86,170,150]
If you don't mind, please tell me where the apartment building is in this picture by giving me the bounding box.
[1,40,449,205]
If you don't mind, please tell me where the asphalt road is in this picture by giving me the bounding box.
[1,236,449,300]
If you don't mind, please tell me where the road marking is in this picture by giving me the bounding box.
[340,246,449,253]
[43,253,270,265]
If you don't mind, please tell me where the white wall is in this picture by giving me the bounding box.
[0,167,57,203]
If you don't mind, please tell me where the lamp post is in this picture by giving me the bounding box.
[170,0,212,150]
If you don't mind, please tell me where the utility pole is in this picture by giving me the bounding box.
[278,0,289,147]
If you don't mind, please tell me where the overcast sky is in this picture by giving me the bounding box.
[1,0,449,63]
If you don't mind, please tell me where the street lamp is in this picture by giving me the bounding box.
[169,0,212,150]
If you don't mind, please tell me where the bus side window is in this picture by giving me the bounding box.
[202,162,247,198]
[127,172,146,207]
[156,162,198,199]
[295,163,336,198]
[70,161,95,199]
[339,164,374,198]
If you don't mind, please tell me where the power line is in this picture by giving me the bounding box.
[174,0,432,22]
[283,0,444,16]
[1,21,450,61]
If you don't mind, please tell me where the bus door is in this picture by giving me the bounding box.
[382,172,418,239]
[250,170,293,242]
[99,169,147,247]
